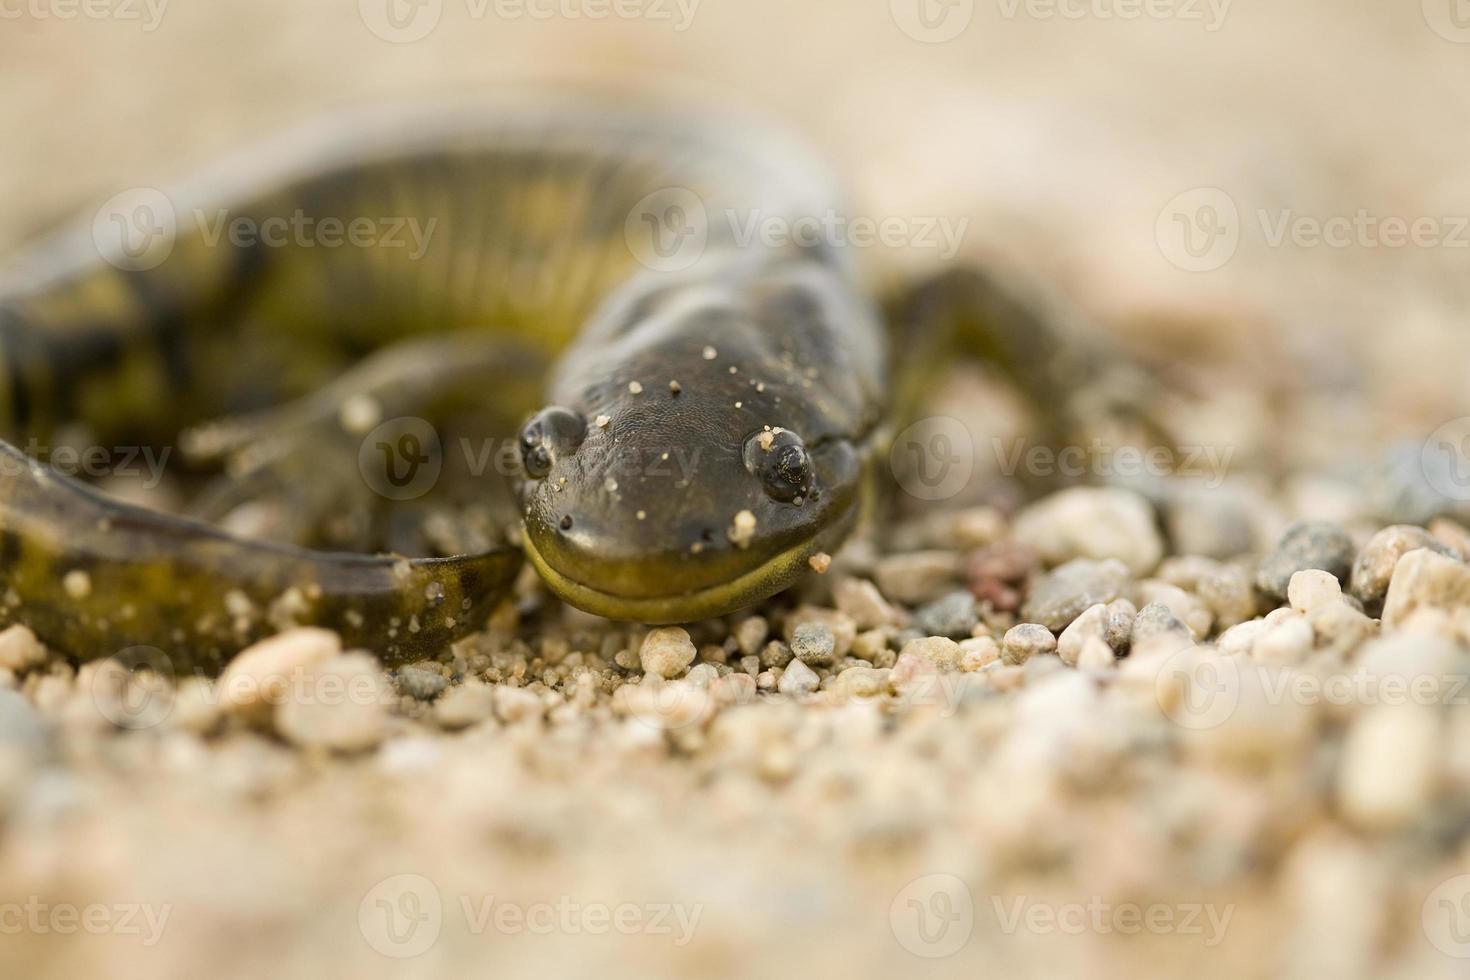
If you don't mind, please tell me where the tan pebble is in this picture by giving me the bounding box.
[1217,619,1266,657]
[1337,704,1440,831]
[873,551,961,605]
[727,510,757,550]
[627,381,643,394]
[733,616,769,656]
[639,627,696,679]
[62,570,91,600]
[1076,636,1115,670]
[1253,615,1314,665]
[171,678,221,735]
[594,414,610,428]
[0,625,47,672]
[219,627,341,715]
[898,635,961,670]
[832,577,902,630]
[957,635,1000,671]
[807,552,831,574]
[1013,486,1163,576]
[1383,548,1470,628]
[777,658,819,696]
[783,606,856,659]
[275,652,389,752]
[1288,569,1342,614]
[492,685,544,724]
[1001,623,1056,665]
[435,680,496,729]
[833,666,889,698]
[1057,603,1108,667]
[710,672,757,705]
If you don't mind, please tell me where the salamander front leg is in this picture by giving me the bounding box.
[888,265,1174,462]
[180,332,547,552]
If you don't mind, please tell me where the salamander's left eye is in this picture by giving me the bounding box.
[743,428,813,502]
[519,406,586,480]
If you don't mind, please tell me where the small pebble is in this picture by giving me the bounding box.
[1021,558,1130,632]
[898,635,962,670]
[874,551,961,605]
[833,577,902,630]
[1349,525,1460,607]
[777,659,819,696]
[1287,569,1342,614]
[1001,623,1056,665]
[1381,548,1470,628]
[1013,486,1163,576]
[275,653,389,752]
[0,625,47,673]
[790,622,836,667]
[1255,521,1354,601]
[912,591,979,639]
[434,680,496,729]
[639,627,697,679]
[394,666,448,702]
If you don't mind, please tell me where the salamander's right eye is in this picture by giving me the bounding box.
[743,428,813,503]
[519,406,586,480]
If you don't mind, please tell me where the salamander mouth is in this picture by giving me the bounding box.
[522,499,859,624]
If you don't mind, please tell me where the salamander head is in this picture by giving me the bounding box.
[514,343,865,623]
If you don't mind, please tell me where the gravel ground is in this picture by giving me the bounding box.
[6,3,1470,978]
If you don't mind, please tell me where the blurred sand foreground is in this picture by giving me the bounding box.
[4,2,1470,979]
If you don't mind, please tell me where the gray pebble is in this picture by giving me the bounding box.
[0,689,48,759]
[1021,558,1131,632]
[1255,521,1354,600]
[759,640,794,670]
[790,622,836,667]
[1130,601,1193,656]
[912,591,979,639]
[395,667,449,702]
[1350,525,1461,607]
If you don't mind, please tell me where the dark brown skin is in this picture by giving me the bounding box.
[0,102,888,669]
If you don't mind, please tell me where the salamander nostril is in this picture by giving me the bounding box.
[560,515,574,531]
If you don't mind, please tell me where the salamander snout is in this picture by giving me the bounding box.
[518,406,586,479]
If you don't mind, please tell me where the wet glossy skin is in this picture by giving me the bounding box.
[519,254,886,622]
[0,104,889,666]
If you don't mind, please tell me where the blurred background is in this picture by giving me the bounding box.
[4,2,1470,978]
[5,0,1470,472]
